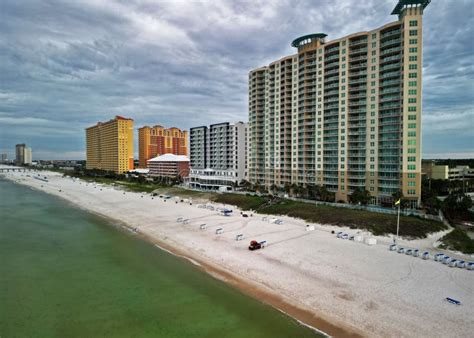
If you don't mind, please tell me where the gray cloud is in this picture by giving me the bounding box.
[0,0,472,159]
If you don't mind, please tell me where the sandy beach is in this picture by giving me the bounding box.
[2,169,473,337]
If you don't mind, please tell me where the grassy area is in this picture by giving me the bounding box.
[213,194,447,238]
[68,174,215,198]
[439,228,474,254]
[211,193,268,211]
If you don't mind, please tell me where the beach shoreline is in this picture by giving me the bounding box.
[2,170,473,337]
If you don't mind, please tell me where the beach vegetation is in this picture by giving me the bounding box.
[213,194,447,238]
[439,228,474,254]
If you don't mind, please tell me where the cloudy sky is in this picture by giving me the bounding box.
[0,0,473,160]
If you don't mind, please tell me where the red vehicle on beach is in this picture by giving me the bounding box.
[249,240,266,250]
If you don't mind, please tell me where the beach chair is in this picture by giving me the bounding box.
[446,297,461,305]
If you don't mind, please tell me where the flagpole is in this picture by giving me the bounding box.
[396,202,400,245]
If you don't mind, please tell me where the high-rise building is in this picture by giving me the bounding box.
[15,144,32,165]
[1,153,7,163]
[189,121,248,191]
[85,116,134,174]
[138,125,188,168]
[248,0,429,207]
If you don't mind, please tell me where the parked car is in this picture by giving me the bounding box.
[405,249,413,255]
[397,247,405,254]
[249,240,262,251]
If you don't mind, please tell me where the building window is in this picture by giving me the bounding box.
[408,131,416,137]
[409,56,418,61]
[409,64,417,70]
[408,148,416,153]
[409,81,417,87]
[409,30,418,36]
[408,156,416,162]
[408,140,416,145]
[408,173,416,178]
[408,165,416,170]
[408,106,416,112]
[408,115,416,120]
[408,89,417,95]
[409,47,418,53]
[408,98,417,103]
[409,39,417,45]
[408,123,416,129]
[372,33,376,39]
[409,73,417,78]
[409,20,418,27]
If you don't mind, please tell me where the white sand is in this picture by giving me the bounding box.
[2,170,473,337]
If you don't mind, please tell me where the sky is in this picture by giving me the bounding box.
[0,0,473,160]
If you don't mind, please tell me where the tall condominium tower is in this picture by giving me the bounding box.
[138,125,188,168]
[86,116,134,174]
[189,122,248,191]
[248,0,429,207]
[15,143,32,165]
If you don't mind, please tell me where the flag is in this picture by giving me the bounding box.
[395,199,401,206]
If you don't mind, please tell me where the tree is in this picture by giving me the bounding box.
[239,180,252,191]
[349,188,371,205]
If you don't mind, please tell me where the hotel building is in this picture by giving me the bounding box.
[138,126,188,168]
[248,0,429,207]
[189,121,248,191]
[86,116,134,174]
[147,154,190,178]
[15,144,32,165]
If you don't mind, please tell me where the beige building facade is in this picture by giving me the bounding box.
[248,0,429,207]
[86,116,134,174]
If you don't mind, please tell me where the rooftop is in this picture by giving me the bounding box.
[148,153,190,162]
[291,33,327,48]
[391,0,431,15]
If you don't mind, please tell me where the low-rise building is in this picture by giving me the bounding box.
[188,121,247,191]
[422,161,474,180]
[147,153,190,178]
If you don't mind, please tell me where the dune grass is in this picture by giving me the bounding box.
[213,194,447,238]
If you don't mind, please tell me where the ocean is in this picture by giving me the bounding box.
[0,178,322,338]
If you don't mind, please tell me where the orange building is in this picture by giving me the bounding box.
[138,125,188,168]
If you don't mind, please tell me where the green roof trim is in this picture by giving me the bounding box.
[391,0,431,15]
[291,33,328,48]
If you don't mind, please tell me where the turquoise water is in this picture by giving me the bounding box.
[0,178,322,338]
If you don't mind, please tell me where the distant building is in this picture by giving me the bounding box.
[147,153,190,177]
[138,125,188,168]
[422,161,474,181]
[15,144,32,165]
[189,121,247,191]
[1,153,7,163]
[85,116,134,174]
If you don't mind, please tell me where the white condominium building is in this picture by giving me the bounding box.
[189,121,248,191]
